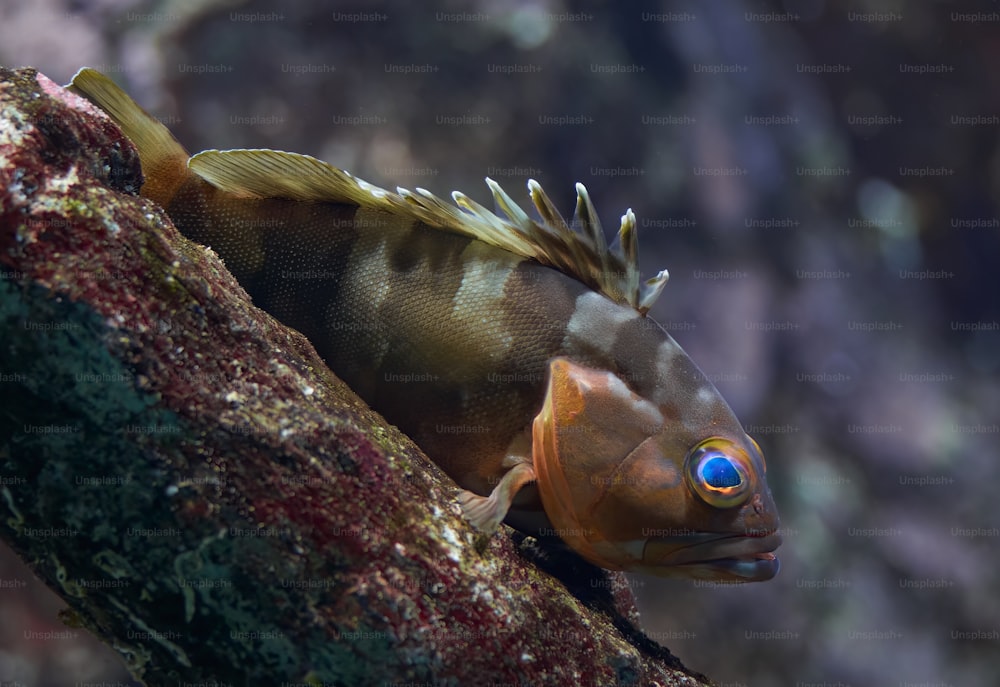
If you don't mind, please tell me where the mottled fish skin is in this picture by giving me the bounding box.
[69,68,781,581]
[164,185,573,504]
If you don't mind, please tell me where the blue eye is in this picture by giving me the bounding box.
[701,456,742,488]
[685,438,753,508]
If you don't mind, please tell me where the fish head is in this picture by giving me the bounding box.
[532,356,780,581]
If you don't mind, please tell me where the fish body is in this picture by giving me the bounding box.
[69,69,780,581]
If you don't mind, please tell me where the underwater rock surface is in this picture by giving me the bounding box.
[0,67,708,686]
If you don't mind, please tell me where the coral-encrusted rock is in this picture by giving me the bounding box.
[0,67,709,686]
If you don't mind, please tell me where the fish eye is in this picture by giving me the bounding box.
[685,438,753,508]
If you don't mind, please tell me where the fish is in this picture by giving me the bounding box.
[68,68,780,581]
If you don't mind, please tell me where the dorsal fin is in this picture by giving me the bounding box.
[69,67,669,315]
[192,149,669,315]
[67,68,191,209]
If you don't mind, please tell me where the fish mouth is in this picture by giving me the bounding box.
[642,531,782,582]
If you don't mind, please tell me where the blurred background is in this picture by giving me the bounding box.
[2,0,998,685]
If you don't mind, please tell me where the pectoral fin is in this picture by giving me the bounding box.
[458,459,537,533]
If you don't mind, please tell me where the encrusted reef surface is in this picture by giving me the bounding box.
[0,67,710,686]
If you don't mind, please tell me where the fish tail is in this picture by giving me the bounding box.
[68,68,192,208]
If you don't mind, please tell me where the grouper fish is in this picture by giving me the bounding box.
[69,68,780,581]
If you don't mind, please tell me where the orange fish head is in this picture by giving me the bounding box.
[532,357,780,581]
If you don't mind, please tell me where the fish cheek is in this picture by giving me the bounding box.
[589,434,693,545]
[531,358,662,567]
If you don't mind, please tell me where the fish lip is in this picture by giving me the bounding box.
[642,531,783,581]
